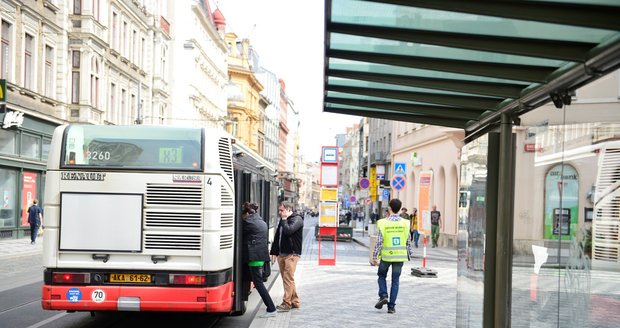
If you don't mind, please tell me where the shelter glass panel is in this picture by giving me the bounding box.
[511,71,620,327]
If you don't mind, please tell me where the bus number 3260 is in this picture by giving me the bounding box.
[87,151,111,161]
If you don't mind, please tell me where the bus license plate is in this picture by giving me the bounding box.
[110,274,151,283]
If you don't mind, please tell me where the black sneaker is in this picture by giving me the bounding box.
[374,297,388,309]
[387,307,395,314]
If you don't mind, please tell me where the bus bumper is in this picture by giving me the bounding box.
[41,282,234,313]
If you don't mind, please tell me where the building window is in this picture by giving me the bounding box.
[140,36,145,67]
[1,20,12,80]
[90,57,99,108]
[0,129,17,155]
[92,0,99,20]
[111,12,117,50]
[161,46,167,79]
[122,21,127,55]
[121,88,127,124]
[71,51,80,104]
[132,29,137,63]
[109,83,116,123]
[130,94,136,124]
[73,0,81,15]
[20,133,40,159]
[42,138,51,161]
[24,33,33,89]
[44,45,54,98]
[159,103,166,125]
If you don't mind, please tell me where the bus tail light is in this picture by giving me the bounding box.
[52,272,91,284]
[169,274,205,286]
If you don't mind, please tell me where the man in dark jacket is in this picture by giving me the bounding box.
[270,201,303,312]
[242,202,276,318]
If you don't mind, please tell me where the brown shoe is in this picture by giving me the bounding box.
[291,304,301,309]
[276,304,291,312]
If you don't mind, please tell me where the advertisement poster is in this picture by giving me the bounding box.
[544,164,578,240]
[21,172,38,226]
[418,171,433,235]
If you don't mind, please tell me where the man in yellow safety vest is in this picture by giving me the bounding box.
[371,198,413,314]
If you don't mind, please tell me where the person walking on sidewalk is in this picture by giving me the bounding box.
[410,208,420,248]
[430,205,442,248]
[27,199,43,245]
[372,198,413,314]
[270,201,304,312]
[399,207,409,220]
[241,202,277,318]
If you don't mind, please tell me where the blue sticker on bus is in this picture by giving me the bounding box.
[67,288,82,303]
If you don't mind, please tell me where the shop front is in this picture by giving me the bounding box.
[0,110,58,240]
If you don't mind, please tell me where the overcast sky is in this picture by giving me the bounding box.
[216,0,361,162]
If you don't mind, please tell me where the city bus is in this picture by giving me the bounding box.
[41,124,278,314]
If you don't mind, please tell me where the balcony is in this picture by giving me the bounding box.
[69,16,106,43]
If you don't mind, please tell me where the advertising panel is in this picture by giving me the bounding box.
[21,172,37,226]
[418,170,433,235]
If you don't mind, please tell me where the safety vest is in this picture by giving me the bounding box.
[377,218,410,262]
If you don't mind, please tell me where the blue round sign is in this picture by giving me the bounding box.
[66,288,82,303]
[359,178,370,189]
[391,176,406,190]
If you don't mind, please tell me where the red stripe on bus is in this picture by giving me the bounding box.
[41,282,234,313]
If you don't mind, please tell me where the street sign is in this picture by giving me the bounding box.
[359,178,370,189]
[394,162,406,175]
[381,188,390,201]
[391,175,406,190]
[350,196,356,202]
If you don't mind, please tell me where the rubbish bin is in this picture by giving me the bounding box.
[369,234,377,265]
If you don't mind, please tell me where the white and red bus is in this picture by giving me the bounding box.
[41,124,278,314]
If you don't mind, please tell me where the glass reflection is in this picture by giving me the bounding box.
[456,135,488,327]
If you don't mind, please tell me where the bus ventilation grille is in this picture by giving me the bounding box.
[221,186,233,207]
[145,211,202,228]
[144,234,201,250]
[221,213,233,228]
[220,234,233,249]
[146,183,203,206]
[218,138,234,185]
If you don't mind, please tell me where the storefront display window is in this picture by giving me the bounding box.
[0,168,17,228]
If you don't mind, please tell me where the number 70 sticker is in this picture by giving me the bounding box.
[92,289,106,303]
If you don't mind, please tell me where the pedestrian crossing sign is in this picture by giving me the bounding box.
[394,162,406,175]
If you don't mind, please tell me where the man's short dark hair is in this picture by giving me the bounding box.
[389,199,402,213]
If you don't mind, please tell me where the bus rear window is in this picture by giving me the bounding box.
[61,125,203,171]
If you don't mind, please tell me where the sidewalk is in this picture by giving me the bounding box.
[250,217,458,328]
[0,235,43,261]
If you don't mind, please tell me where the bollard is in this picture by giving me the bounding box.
[422,235,427,268]
[411,235,437,278]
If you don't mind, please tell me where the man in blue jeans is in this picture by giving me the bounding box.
[371,198,413,314]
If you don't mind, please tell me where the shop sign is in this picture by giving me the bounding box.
[2,110,24,129]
